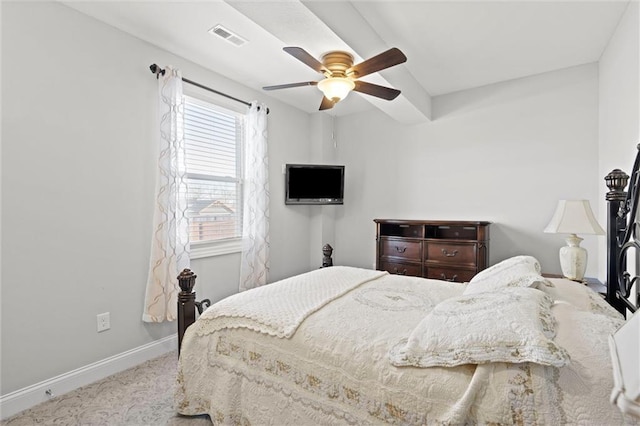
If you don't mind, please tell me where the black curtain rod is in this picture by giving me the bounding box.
[149,64,269,114]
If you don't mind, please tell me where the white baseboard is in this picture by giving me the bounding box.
[0,335,177,420]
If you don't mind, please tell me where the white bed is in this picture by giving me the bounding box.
[175,263,634,425]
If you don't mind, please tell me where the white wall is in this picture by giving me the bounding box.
[334,64,601,276]
[597,1,639,280]
[1,1,313,395]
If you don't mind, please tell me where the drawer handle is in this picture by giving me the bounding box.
[440,273,458,282]
[393,267,408,275]
[441,249,458,257]
[395,246,407,253]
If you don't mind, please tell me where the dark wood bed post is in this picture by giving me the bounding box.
[605,168,630,316]
[605,143,640,317]
[177,268,197,353]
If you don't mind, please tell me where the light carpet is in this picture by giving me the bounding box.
[1,351,211,425]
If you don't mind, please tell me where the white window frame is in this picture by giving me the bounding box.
[183,91,246,259]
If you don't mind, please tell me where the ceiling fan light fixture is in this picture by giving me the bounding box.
[317,77,355,102]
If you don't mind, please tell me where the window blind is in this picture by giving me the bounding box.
[183,96,244,243]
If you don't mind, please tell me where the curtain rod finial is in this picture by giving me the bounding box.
[149,64,165,79]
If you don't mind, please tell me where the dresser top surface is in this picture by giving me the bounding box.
[373,219,492,226]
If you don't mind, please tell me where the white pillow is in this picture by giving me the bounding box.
[389,287,570,368]
[464,255,552,295]
[472,255,541,281]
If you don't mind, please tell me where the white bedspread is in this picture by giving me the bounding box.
[194,266,387,338]
[176,270,637,425]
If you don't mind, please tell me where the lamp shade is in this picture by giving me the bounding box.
[544,200,605,235]
[317,77,355,102]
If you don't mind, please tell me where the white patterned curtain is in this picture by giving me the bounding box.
[143,67,190,322]
[239,102,270,292]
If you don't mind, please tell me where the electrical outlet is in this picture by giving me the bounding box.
[97,312,110,332]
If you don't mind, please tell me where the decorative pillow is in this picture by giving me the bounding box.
[463,255,552,295]
[389,287,570,368]
[472,255,542,281]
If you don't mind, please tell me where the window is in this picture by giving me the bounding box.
[183,95,244,257]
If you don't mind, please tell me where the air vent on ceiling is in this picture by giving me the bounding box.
[208,25,247,47]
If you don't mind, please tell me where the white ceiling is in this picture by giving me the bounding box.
[62,0,629,123]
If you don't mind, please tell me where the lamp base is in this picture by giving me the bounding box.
[559,234,587,281]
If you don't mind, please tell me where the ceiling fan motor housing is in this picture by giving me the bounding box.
[321,51,354,77]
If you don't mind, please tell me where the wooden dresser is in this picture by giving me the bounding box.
[374,219,491,283]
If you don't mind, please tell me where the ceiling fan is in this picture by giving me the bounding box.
[263,47,407,111]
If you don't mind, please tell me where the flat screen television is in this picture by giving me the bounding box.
[285,164,345,205]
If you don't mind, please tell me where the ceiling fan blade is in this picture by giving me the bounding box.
[283,47,328,74]
[353,81,401,100]
[263,81,318,91]
[319,96,335,111]
[347,48,407,78]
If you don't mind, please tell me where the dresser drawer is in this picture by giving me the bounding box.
[426,267,475,283]
[425,242,476,265]
[380,261,422,276]
[380,239,422,260]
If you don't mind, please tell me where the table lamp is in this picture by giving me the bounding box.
[544,199,605,281]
